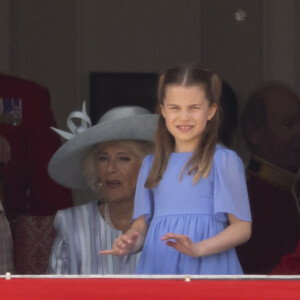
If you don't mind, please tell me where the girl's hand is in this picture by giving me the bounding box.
[99,229,139,256]
[161,215,251,258]
[161,233,201,257]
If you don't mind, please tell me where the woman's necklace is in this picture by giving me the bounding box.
[104,203,117,230]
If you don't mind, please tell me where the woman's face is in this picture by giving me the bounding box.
[96,142,142,203]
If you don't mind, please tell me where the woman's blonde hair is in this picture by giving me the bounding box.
[82,139,154,194]
[145,63,222,188]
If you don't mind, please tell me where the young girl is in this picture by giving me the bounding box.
[100,63,252,274]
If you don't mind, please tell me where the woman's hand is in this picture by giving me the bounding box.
[161,233,201,257]
[99,229,139,256]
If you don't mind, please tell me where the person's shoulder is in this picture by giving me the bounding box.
[0,72,48,90]
[214,144,239,159]
[55,200,97,218]
[54,200,98,230]
[213,144,244,166]
[143,154,154,166]
[144,153,154,160]
[138,154,154,176]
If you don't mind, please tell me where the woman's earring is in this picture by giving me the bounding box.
[97,181,102,192]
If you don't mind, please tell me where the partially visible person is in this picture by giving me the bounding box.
[101,63,252,275]
[270,241,300,275]
[236,81,300,274]
[47,105,157,274]
[0,136,14,273]
[0,73,72,220]
[0,194,14,274]
[218,81,238,147]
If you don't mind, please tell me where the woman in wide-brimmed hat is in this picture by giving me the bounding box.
[47,104,158,274]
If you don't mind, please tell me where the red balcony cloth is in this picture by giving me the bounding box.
[1,278,300,299]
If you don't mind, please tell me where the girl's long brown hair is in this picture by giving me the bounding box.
[145,63,222,188]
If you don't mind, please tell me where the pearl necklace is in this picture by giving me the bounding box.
[104,203,117,230]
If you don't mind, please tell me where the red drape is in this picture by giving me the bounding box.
[1,278,300,299]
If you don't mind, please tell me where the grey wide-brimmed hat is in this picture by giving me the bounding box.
[48,104,158,191]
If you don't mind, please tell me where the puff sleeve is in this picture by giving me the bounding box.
[213,148,252,223]
[132,155,154,224]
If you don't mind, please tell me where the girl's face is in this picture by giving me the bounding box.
[96,142,142,204]
[161,85,217,152]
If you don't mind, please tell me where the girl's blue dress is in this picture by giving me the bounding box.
[133,145,252,275]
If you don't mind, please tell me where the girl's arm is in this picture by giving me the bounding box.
[161,214,251,257]
[100,215,149,256]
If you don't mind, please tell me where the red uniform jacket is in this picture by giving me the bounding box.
[236,157,300,274]
[0,73,72,218]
